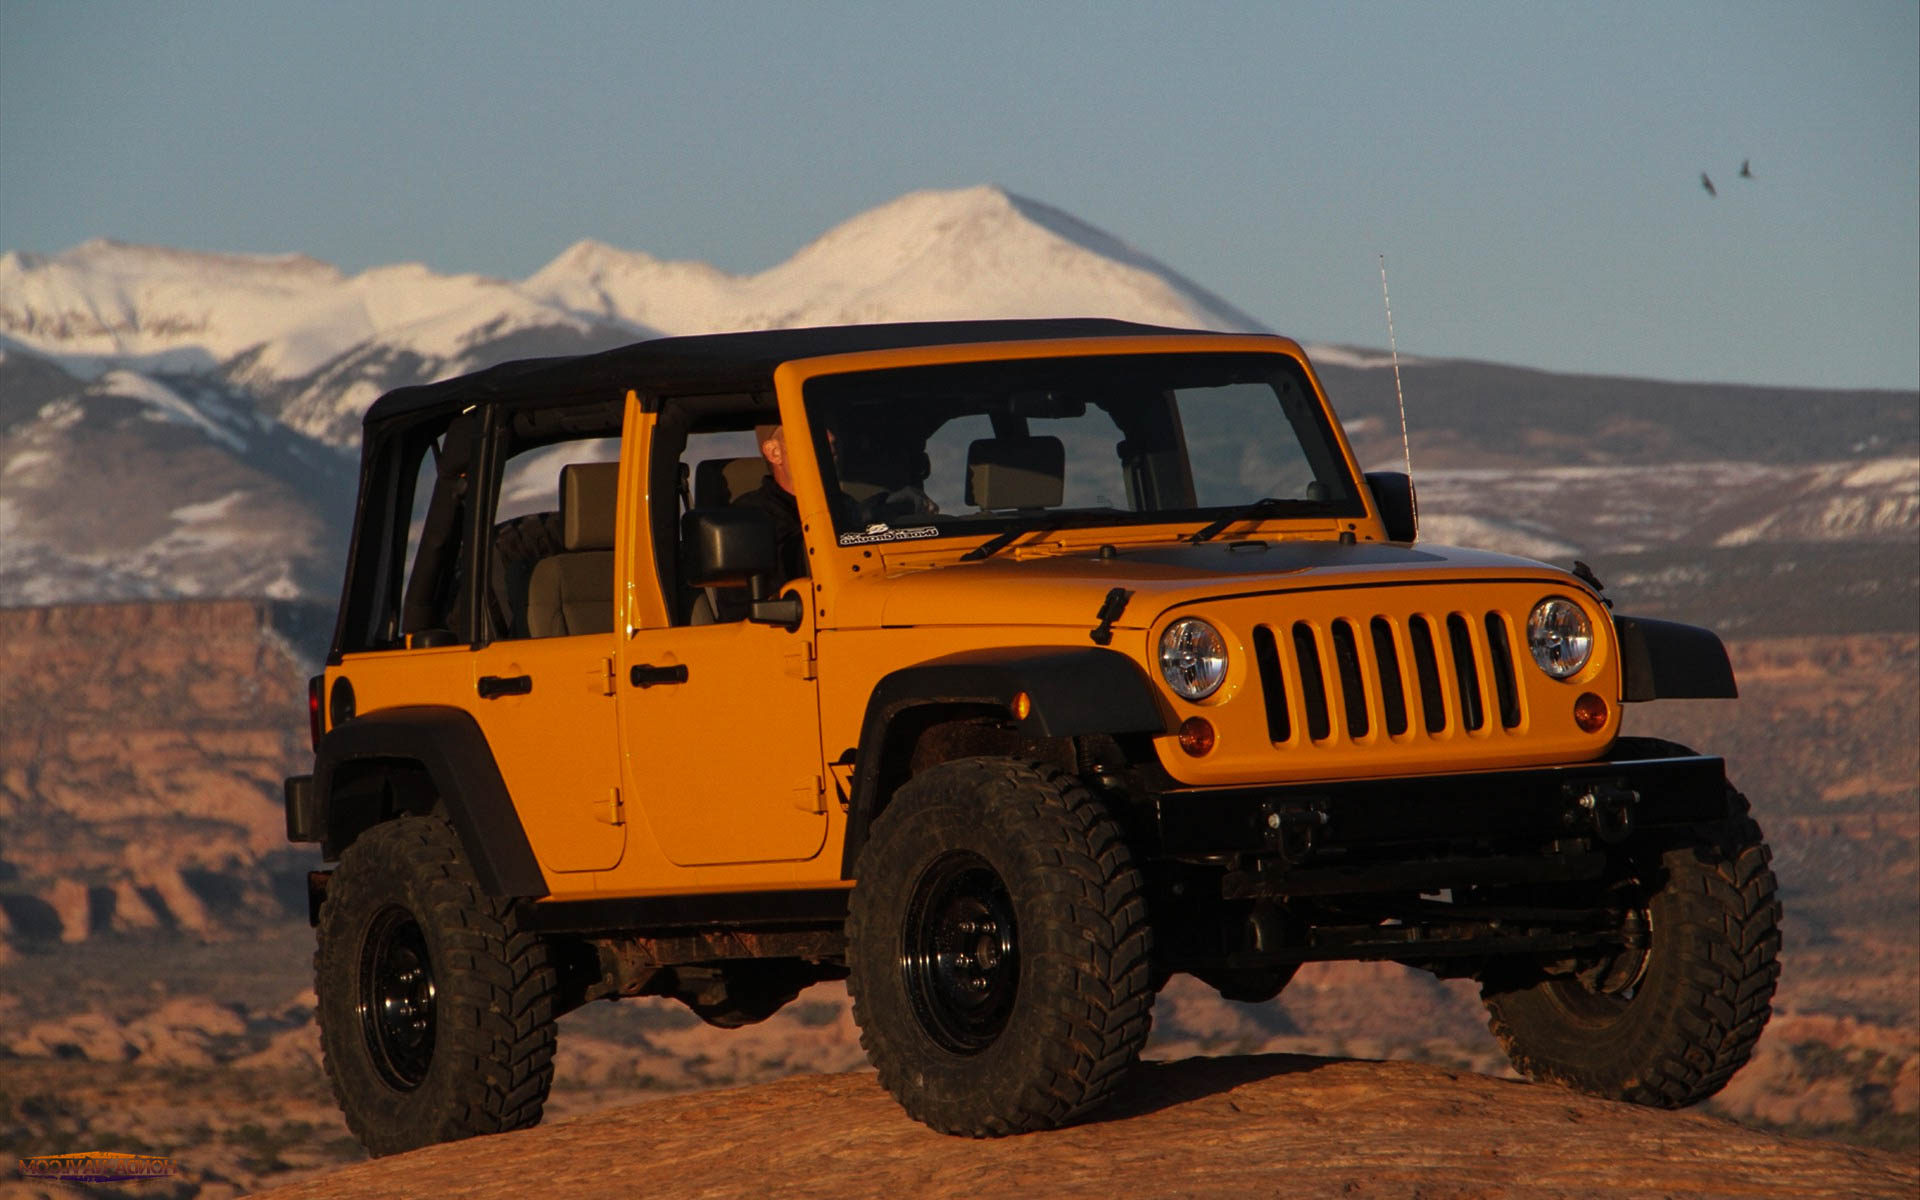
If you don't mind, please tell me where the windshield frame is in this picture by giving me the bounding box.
[785,339,1368,554]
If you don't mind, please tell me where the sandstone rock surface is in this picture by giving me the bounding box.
[254,1057,1916,1200]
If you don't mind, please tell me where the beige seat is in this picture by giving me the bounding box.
[525,462,617,638]
[966,435,1065,509]
[685,456,773,626]
[693,456,771,508]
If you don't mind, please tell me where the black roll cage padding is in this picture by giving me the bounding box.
[839,647,1169,878]
[312,706,549,899]
[399,414,480,637]
[1613,615,1739,701]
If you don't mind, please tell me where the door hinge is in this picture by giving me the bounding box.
[792,775,825,814]
[784,640,817,681]
[595,787,625,826]
[589,656,615,696]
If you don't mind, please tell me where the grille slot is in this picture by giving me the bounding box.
[1486,614,1523,728]
[1330,620,1370,739]
[1291,622,1332,742]
[1446,614,1486,731]
[1251,625,1291,743]
[1409,616,1447,733]
[1370,617,1410,736]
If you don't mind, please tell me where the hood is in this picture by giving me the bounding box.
[864,540,1580,630]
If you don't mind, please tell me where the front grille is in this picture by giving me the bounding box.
[1255,606,1526,746]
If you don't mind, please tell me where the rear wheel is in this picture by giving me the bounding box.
[316,815,559,1156]
[1482,816,1781,1107]
[847,758,1154,1136]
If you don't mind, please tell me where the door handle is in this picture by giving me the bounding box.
[629,663,690,688]
[477,674,533,699]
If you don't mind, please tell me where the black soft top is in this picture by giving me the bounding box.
[362,318,1206,428]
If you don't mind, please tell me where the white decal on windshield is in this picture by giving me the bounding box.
[837,525,941,547]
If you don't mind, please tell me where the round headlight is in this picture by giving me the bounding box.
[1527,596,1593,679]
[1159,617,1229,700]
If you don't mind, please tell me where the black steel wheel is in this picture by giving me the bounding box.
[315,815,559,1156]
[847,757,1154,1137]
[1482,813,1781,1108]
[901,850,1020,1053]
[357,905,437,1089]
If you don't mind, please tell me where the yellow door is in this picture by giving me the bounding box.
[467,633,626,873]
[615,612,828,867]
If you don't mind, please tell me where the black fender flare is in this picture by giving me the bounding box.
[1613,615,1738,701]
[312,705,548,898]
[840,646,1167,877]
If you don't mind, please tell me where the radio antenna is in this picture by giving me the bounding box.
[1378,253,1414,484]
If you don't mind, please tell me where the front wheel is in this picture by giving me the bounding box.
[847,758,1154,1136]
[1482,816,1781,1107]
[315,816,559,1156]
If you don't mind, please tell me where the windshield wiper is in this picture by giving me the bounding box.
[962,522,1060,562]
[1188,497,1291,544]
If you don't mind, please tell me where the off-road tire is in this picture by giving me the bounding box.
[315,815,559,1156]
[847,757,1154,1136]
[1482,815,1781,1107]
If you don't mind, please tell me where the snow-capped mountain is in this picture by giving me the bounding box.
[1,184,1914,614]
[2,186,1264,448]
[522,187,1267,336]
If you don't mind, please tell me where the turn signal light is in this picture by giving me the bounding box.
[1573,692,1609,733]
[1178,717,1216,757]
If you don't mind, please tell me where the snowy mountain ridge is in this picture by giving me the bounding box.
[2,186,1264,444]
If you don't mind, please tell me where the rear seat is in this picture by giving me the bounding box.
[525,462,617,638]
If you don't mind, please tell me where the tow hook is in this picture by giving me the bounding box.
[1263,801,1329,863]
[1578,784,1639,844]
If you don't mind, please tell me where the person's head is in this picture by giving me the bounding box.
[754,423,793,494]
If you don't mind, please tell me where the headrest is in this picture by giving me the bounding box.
[966,436,1065,510]
[694,456,771,509]
[560,462,619,551]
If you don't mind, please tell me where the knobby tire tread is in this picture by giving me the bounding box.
[316,816,559,1156]
[847,758,1154,1136]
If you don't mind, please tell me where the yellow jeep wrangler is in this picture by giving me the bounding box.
[285,320,1779,1153]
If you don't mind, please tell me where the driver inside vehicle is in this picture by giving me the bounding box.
[737,422,939,582]
[730,423,810,584]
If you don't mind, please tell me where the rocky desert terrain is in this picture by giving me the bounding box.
[1,595,1915,1198]
[247,1057,1916,1200]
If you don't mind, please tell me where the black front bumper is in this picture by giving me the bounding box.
[1143,756,1735,969]
[1149,755,1734,864]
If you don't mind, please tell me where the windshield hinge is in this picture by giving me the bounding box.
[785,640,817,680]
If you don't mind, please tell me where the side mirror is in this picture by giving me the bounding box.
[1364,471,1418,543]
[682,508,779,599]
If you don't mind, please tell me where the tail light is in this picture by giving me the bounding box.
[307,675,325,750]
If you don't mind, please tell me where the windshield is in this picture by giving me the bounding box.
[801,352,1361,546]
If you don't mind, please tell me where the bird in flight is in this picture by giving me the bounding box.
[1702,172,1717,197]
[1739,158,1754,179]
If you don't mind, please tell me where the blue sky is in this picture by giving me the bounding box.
[3,1,1916,390]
